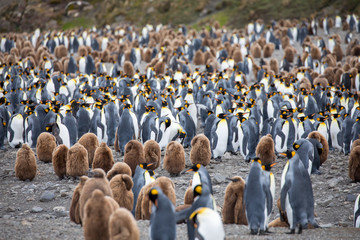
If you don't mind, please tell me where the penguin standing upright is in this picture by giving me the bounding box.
[244,158,273,235]
[222,176,248,225]
[63,110,77,146]
[132,163,154,215]
[104,101,119,146]
[115,106,135,154]
[90,104,107,144]
[272,114,290,153]
[329,114,343,151]
[342,115,355,155]
[148,187,176,240]
[76,104,91,139]
[177,108,196,148]
[184,89,198,128]
[24,111,41,148]
[210,113,228,160]
[280,151,318,234]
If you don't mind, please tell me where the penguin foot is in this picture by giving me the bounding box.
[298,225,303,234]
[230,151,238,155]
[0,146,6,151]
[265,228,272,233]
[215,157,222,162]
[286,229,295,234]
[259,230,268,235]
[250,229,258,235]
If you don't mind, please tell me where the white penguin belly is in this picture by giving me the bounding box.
[188,104,197,128]
[212,120,228,158]
[330,120,341,150]
[317,124,328,142]
[238,125,246,158]
[59,124,71,148]
[285,194,294,229]
[275,121,289,153]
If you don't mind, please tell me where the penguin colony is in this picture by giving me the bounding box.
[3,13,360,238]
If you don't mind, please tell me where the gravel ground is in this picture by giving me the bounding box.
[0,142,360,239]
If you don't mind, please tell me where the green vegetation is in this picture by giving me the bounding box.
[87,0,360,29]
[1,0,360,32]
[62,17,94,30]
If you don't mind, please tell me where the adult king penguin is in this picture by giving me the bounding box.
[280,151,318,234]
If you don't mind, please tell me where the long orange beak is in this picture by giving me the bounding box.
[270,162,278,167]
[279,153,287,156]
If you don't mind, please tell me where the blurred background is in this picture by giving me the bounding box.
[1,0,360,32]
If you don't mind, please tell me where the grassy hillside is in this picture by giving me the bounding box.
[0,0,359,32]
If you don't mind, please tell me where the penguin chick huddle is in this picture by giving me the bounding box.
[3,12,360,238]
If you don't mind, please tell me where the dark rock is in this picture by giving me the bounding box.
[345,194,357,202]
[40,191,55,202]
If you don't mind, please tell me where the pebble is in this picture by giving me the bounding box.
[320,223,333,228]
[328,177,342,188]
[53,206,67,217]
[337,222,348,227]
[213,174,226,184]
[27,197,35,202]
[31,207,43,213]
[7,207,15,212]
[3,215,11,219]
[345,194,357,202]
[21,220,31,226]
[60,190,67,197]
[40,191,55,202]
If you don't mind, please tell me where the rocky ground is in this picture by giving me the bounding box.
[0,137,360,239]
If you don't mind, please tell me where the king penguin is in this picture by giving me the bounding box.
[115,105,135,154]
[210,113,228,160]
[280,151,318,234]
[24,110,41,148]
[244,158,273,235]
[131,163,154,215]
[148,187,176,240]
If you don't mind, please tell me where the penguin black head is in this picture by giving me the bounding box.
[298,116,307,122]
[148,170,155,177]
[139,162,153,170]
[193,184,203,198]
[262,162,278,171]
[187,163,201,173]
[148,188,159,207]
[280,150,296,159]
[251,157,261,164]
[123,103,132,109]
[217,113,227,119]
